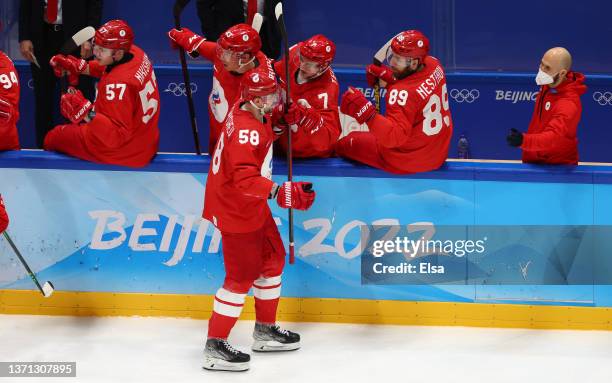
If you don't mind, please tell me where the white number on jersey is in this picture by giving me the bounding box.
[211,132,225,175]
[317,92,328,109]
[388,89,408,106]
[238,130,260,146]
[105,83,127,100]
[422,84,450,136]
[139,71,159,123]
[0,71,18,89]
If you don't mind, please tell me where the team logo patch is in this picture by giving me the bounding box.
[417,40,424,47]
[243,35,249,41]
[119,30,126,37]
[252,73,260,82]
[325,46,331,52]
[211,90,221,104]
[545,101,551,110]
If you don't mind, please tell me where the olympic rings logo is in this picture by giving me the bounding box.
[593,91,612,106]
[449,88,480,103]
[164,82,198,97]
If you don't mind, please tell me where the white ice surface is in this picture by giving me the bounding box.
[1,314,611,383]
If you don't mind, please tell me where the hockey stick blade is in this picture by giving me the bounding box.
[2,231,55,298]
[60,26,95,55]
[42,281,55,298]
[252,13,263,33]
[274,2,283,21]
[373,34,399,65]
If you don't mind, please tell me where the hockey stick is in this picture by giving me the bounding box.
[2,231,54,298]
[60,26,96,55]
[275,3,295,265]
[174,0,202,155]
[371,35,396,112]
[58,26,96,94]
[252,13,263,33]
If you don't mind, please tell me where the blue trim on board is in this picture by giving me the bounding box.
[2,150,612,184]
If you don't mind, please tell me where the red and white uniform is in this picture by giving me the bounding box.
[521,71,586,165]
[274,47,341,158]
[0,51,20,151]
[203,103,285,338]
[195,42,269,153]
[0,195,8,234]
[337,56,453,174]
[45,46,160,167]
[203,105,275,233]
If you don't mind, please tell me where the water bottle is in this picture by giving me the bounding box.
[457,134,470,159]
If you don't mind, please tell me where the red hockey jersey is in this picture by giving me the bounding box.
[195,42,270,153]
[521,71,586,165]
[0,51,20,151]
[367,56,453,173]
[0,195,8,234]
[80,45,160,167]
[274,47,341,158]
[203,104,275,233]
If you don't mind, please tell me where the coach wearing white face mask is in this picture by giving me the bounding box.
[506,47,586,165]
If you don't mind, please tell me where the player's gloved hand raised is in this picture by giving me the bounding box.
[49,54,88,86]
[168,28,205,56]
[506,128,524,147]
[0,97,13,124]
[285,103,324,134]
[340,86,377,125]
[366,64,396,87]
[275,181,316,211]
[60,87,93,124]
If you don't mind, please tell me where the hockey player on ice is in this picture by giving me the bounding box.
[45,19,160,168]
[0,50,20,151]
[272,34,341,158]
[201,66,315,371]
[168,23,271,153]
[336,30,453,174]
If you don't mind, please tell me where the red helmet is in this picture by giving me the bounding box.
[240,67,278,101]
[390,30,429,61]
[218,23,261,54]
[299,34,335,67]
[94,19,134,50]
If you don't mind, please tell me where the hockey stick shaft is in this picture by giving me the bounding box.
[372,35,397,112]
[275,3,295,264]
[174,0,202,155]
[2,231,44,294]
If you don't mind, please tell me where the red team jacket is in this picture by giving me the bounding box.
[77,45,160,167]
[0,195,8,234]
[368,56,453,173]
[274,47,341,158]
[521,71,587,165]
[203,105,275,233]
[0,51,20,151]
[194,42,269,153]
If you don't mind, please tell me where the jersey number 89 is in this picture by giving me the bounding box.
[422,84,450,136]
